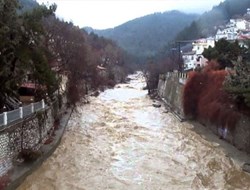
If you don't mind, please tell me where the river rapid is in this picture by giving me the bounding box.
[18,72,250,190]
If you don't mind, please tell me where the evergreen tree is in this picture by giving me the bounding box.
[0,0,22,108]
[224,58,250,107]
[20,4,57,100]
[0,0,57,109]
[203,39,245,69]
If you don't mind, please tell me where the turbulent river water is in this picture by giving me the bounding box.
[18,72,250,190]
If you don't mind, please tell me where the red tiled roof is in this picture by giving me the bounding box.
[20,82,46,89]
[21,82,36,89]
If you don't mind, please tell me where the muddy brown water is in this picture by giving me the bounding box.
[18,72,250,190]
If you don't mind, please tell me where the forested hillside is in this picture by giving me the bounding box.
[176,0,250,40]
[86,11,198,61]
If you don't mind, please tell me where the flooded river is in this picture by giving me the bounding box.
[18,72,250,190]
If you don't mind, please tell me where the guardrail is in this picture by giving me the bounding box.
[0,99,45,127]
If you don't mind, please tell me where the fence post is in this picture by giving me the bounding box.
[19,107,23,119]
[42,99,45,109]
[3,112,7,125]
[31,103,34,113]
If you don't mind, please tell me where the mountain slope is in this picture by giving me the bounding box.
[176,0,250,41]
[85,11,198,60]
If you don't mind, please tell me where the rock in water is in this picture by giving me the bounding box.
[152,103,161,108]
[243,163,250,173]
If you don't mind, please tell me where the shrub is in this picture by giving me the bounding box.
[0,173,10,190]
[224,58,250,108]
[183,64,241,130]
[18,149,42,162]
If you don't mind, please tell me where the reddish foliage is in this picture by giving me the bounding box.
[0,173,10,190]
[202,60,221,72]
[183,65,241,130]
[183,71,208,118]
[44,137,54,145]
[53,119,60,130]
[66,78,83,106]
[107,79,116,87]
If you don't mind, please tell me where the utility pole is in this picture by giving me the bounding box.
[177,41,181,72]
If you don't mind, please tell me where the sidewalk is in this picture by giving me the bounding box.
[5,108,73,190]
[189,120,250,171]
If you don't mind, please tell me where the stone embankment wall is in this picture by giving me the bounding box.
[0,101,58,177]
[158,72,250,154]
[0,95,70,190]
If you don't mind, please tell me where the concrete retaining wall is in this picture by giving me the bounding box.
[158,72,250,154]
[158,72,186,121]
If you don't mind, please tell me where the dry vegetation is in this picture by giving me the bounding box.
[183,61,242,130]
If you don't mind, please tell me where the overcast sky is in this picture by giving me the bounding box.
[37,0,224,29]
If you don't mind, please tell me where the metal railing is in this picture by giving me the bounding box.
[0,99,45,127]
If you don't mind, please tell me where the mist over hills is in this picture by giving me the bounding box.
[23,0,250,65]
[84,11,199,60]
[85,0,250,63]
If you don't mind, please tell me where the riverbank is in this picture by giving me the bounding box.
[188,120,250,170]
[154,95,250,174]
[157,72,250,173]
[5,108,73,190]
[14,72,250,189]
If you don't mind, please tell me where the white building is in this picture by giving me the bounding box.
[182,9,250,71]
[182,51,196,70]
[215,18,249,41]
[192,37,215,54]
[183,37,214,71]
[235,19,247,30]
[215,27,238,41]
[183,52,207,71]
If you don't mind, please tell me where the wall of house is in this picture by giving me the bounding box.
[158,72,250,154]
